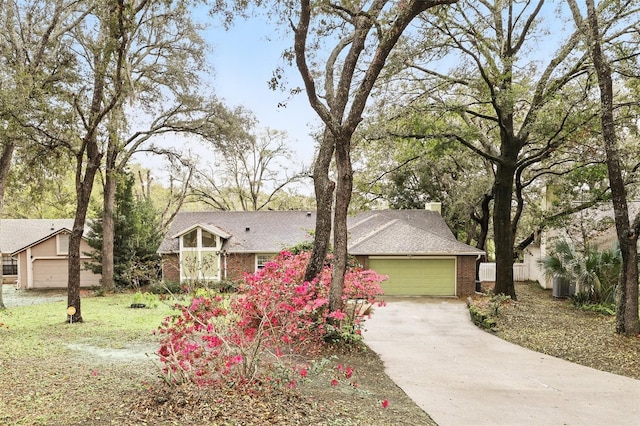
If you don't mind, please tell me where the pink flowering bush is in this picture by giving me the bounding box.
[157,251,386,388]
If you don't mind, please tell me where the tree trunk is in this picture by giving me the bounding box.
[101,145,117,292]
[294,0,456,305]
[0,142,15,310]
[304,129,336,282]
[329,136,353,312]
[493,162,517,299]
[473,191,492,281]
[581,0,639,334]
[68,146,102,323]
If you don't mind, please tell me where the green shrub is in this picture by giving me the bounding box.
[468,292,511,330]
[570,291,592,307]
[207,279,239,293]
[130,292,159,309]
[539,240,620,304]
[578,302,615,316]
[148,280,185,295]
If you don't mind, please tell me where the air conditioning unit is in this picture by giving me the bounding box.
[552,276,574,298]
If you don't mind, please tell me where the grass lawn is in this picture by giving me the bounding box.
[0,291,433,425]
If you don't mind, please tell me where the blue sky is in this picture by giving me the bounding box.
[132,13,320,191]
[206,15,320,166]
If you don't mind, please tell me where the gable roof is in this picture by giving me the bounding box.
[159,209,484,256]
[171,222,232,240]
[348,210,483,255]
[0,219,76,255]
[159,211,316,254]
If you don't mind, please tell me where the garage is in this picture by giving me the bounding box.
[33,259,68,287]
[32,258,101,288]
[368,257,456,296]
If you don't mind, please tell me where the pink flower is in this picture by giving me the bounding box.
[328,310,347,320]
[381,399,389,408]
[92,370,98,376]
[345,367,354,379]
[331,379,339,386]
[300,369,308,378]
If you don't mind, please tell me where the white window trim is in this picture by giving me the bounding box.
[180,228,220,251]
[179,227,221,281]
[255,253,278,271]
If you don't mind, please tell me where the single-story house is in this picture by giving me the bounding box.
[1,219,101,289]
[158,206,485,297]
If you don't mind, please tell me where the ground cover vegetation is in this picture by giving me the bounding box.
[2,278,637,424]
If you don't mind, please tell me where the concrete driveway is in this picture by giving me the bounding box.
[0,285,66,307]
[363,298,640,426]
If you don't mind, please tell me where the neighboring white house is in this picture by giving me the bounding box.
[521,199,638,290]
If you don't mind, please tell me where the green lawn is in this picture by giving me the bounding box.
[0,292,433,425]
[0,293,174,425]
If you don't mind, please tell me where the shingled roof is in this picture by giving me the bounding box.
[1,219,75,255]
[159,211,317,254]
[159,209,484,256]
[348,210,483,256]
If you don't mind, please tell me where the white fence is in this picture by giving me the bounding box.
[479,262,530,282]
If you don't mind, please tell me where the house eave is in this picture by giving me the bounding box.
[171,223,232,240]
[10,228,77,256]
[351,251,485,257]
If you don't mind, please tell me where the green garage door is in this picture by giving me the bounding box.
[368,258,456,296]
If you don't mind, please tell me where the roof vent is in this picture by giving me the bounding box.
[306,211,311,217]
[245,227,250,232]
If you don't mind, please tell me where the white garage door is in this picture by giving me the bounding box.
[33,259,101,288]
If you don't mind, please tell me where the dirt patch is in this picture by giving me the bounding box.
[127,346,436,426]
[67,342,158,363]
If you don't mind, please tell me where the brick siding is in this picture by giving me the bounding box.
[161,254,180,282]
[457,255,477,297]
[225,253,255,282]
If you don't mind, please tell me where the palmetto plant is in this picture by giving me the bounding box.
[539,240,621,304]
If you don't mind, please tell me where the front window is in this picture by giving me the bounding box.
[183,230,198,248]
[57,234,70,255]
[202,230,217,248]
[182,228,218,249]
[256,254,277,270]
[2,255,17,276]
[179,227,220,282]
